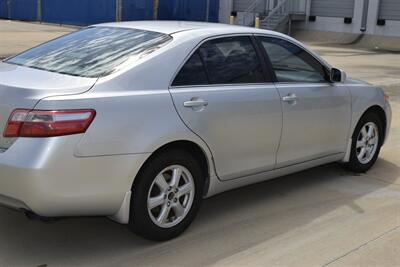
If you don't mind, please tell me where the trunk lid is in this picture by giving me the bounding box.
[0,62,97,150]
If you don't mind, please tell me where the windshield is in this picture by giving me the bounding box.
[5,27,172,78]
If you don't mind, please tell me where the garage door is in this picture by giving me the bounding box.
[233,0,265,12]
[311,0,355,18]
[379,0,400,20]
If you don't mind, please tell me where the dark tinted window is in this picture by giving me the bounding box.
[199,36,264,84]
[172,51,208,86]
[260,37,327,83]
[6,27,172,78]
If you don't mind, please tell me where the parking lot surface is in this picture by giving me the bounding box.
[0,20,399,267]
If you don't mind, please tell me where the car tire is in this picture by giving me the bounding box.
[346,112,383,173]
[128,149,204,241]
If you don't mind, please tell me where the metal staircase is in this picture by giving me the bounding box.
[241,0,267,27]
[260,0,291,31]
[239,0,306,33]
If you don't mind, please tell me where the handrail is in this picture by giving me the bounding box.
[261,0,290,29]
[263,0,288,21]
[244,0,263,14]
[242,0,264,26]
[241,0,306,29]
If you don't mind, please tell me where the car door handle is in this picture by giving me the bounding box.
[183,99,209,108]
[282,94,298,103]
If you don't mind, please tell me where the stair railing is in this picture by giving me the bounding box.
[262,0,290,29]
[242,0,264,26]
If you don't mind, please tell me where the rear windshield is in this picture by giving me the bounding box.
[5,27,172,78]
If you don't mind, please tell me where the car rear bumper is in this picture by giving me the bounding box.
[0,135,149,218]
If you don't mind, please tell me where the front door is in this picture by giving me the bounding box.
[258,36,351,168]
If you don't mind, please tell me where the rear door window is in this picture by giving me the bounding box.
[199,36,265,84]
[172,51,209,86]
[172,36,266,86]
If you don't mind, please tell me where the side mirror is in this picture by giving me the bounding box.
[330,68,346,83]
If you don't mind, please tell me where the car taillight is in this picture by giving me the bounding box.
[3,109,96,138]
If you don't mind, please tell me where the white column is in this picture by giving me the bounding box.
[37,0,42,22]
[116,0,122,22]
[219,0,233,23]
[366,0,380,34]
[353,0,365,33]
[305,0,312,27]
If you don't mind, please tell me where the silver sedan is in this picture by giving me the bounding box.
[0,21,391,241]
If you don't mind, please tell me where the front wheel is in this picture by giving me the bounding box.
[346,112,383,173]
[128,150,204,241]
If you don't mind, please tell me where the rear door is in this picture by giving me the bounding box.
[257,36,351,168]
[169,35,282,180]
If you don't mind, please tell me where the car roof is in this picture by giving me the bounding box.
[94,20,280,36]
[92,21,329,67]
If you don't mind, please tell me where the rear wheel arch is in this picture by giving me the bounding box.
[132,140,211,197]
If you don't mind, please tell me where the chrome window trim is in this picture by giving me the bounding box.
[169,82,278,92]
[171,82,275,89]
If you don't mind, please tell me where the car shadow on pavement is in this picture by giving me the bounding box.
[0,159,398,266]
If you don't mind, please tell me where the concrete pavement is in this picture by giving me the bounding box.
[0,20,399,267]
[0,20,74,59]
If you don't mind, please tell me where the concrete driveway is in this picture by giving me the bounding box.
[0,20,399,267]
[0,20,74,59]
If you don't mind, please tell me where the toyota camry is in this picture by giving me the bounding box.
[0,21,391,241]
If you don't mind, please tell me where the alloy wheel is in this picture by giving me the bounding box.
[147,165,195,228]
[356,122,379,164]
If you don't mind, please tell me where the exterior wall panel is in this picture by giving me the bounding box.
[379,0,400,20]
[10,0,37,21]
[121,0,153,21]
[311,0,355,18]
[0,0,219,25]
[158,0,218,22]
[208,0,220,22]
[42,0,116,25]
[0,0,8,18]
[233,0,265,12]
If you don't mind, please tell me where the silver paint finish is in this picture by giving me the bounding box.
[275,83,351,168]
[0,135,149,217]
[0,22,391,223]
[147,165,195,228]
[345,80,391,145]
[356,122,379,164]
[206,153,345,197]
[170,84,282,180]
[0,63,96,150]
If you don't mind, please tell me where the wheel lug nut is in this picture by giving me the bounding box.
[173,198,177,202]
[167,202,170,206]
